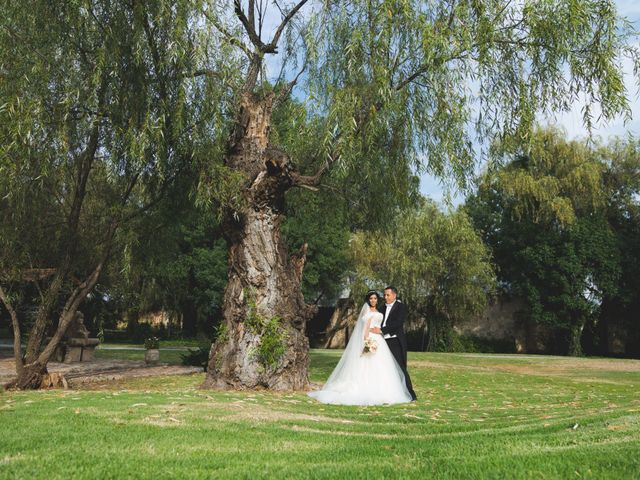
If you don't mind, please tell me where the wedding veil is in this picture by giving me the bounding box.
[320,303,370,390]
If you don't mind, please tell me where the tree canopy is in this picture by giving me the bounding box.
[0,0,216,387]
[194,0,640,206]
[351,199,496,351]
[466,128,638,355]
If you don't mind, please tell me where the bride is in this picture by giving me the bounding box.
[308,291,413,406]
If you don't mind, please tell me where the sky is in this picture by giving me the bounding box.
[420,0,640,206]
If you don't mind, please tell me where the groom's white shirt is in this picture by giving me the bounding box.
[382,301,398,339]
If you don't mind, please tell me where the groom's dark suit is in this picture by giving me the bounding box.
[379,300,417,400]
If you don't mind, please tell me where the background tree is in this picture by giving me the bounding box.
[107,189,228,341]
[597,138,640,356]
[466,128,623,355]
[269,96,362,304]
[351,200,496,351]
[282,190,351,304]
[199,0,639,390]
[0,0,217,388]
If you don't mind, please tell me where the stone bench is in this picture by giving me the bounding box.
[50,337,100,363]
[49,310,100,363]
[60,337,100,363]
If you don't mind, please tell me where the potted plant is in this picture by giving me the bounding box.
[144,336,160,365]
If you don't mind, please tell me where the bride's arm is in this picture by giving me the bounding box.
[363,316,371,341]
[369,313,382,334]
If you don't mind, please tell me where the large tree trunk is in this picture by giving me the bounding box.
[8,362,48,390]
[7,256,108,390]
[203,93,316,390]
[427,312,454,352]
[567,318,585,357]
[180,270,198,337]
[321,298,358,349]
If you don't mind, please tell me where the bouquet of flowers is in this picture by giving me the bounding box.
[362,337,378,355]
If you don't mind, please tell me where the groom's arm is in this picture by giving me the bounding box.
[380,302,406,336]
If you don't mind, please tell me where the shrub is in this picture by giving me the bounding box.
[180,346,210,371]
[144,336,160,349]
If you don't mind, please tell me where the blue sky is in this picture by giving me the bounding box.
[420,0,640,205]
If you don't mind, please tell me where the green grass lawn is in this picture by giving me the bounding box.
[1,351,639,479]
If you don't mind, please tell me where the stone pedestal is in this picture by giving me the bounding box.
[144,349,160,365]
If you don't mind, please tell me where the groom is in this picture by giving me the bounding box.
[371,286,417,401]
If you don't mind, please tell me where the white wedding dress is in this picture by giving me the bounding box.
[308,304,413,406]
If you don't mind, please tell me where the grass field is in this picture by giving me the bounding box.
[1,350,639,479]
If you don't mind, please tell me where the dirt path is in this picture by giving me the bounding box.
[0,357,202,388]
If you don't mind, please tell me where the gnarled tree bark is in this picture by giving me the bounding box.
[203,92,316,390]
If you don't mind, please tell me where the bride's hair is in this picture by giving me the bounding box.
[365,290,381,306]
